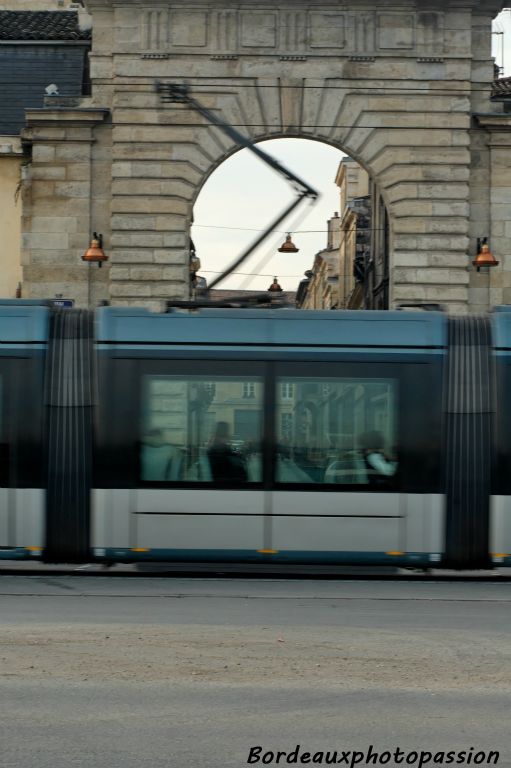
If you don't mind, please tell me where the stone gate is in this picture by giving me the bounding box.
[21,0,511,311]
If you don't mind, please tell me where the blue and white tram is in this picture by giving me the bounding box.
[0,302,505,570]
[92,306,452,568]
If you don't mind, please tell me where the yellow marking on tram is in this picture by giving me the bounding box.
[257,549,279,555]
[26,546,42,551]
[131,548,150,552]
[492,553,508,558]
[386,551,404,556]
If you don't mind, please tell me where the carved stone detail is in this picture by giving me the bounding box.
[354,13,376,54]
[309,12,345,49]
[280,10,307,52]
[141,53,170,59]
[170,10,208,47]
[240,12,277,48]
[141,6,442,57]
[417,12,444,57]
[377,13,415,50]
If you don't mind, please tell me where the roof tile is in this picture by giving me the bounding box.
[0,11,91,41]
[492,76,511,99]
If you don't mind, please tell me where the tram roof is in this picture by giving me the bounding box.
[0,303,48,343]
[96,307,447,349]
[491,306,511,350]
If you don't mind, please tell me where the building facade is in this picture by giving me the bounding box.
[297,159,375,311]
[0,4,91,298]
[336,159,372,310]
[296,213,341,310]
[12,0,511,312]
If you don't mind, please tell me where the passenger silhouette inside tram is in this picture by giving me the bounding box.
[359,430,397,486]
[207,421,247,483]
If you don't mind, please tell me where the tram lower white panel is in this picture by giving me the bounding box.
[272,492,402,518]
[272,492,400,552]
[0,488,45,548]
[92,489,265,550]
[271,493,444,554]
[272,514,400,552]
[93,489,446,557]
[92,489,131,548]
[404,494,444,554]
[490,496,511,557]
[136,514,264,550]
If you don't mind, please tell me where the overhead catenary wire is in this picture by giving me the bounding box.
[236,198,318,289]
[76,80,508,94]
[108,124,478,131]
[3,81,508,95]
[201,270,314,278]
[1,122,487,132]
[194,224,395,234]
[200,211,363,289]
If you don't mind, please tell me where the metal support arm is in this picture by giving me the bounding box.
[156,82,318,292]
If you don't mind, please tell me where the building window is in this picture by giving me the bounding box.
[242,382,255,399]
[281,382,294,400]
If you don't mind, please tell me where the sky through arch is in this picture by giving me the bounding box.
[192,138,346,293]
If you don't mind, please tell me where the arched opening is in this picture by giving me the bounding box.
[191,137,390,310]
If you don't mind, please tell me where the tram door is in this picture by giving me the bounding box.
[93,359,268,559]
[268,360,444,565]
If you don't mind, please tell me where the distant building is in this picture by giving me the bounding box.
[336,159,371,310]
[296,214,341,310]
[365,183,389,311]
[297,157,389,311]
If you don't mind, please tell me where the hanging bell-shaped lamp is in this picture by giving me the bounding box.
[278,233,299,253]
[191,256,201,273]
[473,241,499,270]
[268,276,283,292]
[83,233,108,268]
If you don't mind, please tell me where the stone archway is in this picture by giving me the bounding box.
[22,0,509,312]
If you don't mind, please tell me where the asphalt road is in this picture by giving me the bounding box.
[0,576,509,768]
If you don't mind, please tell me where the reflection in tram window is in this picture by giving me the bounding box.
[141,428,180,481]
[275,378,397,485]
[141,376,263,483]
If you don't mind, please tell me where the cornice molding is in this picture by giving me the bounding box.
[83,0,510,9]
[24,107,110,126]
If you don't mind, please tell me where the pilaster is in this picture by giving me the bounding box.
[474,115,511,308]
[21,107,110,307]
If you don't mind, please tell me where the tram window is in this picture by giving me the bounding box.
[275,377,397,486]
[141,376,264,483]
